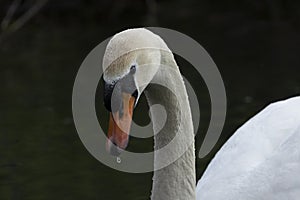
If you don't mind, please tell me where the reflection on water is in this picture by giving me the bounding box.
[1,5,300,199]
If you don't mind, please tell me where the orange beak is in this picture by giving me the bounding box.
[106,93,135,156]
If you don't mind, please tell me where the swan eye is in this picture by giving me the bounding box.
[132,90,138,99]
[130,65,136,73]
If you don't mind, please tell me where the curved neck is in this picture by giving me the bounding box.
[145,63,196,200]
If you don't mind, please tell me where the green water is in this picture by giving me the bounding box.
[1,5,300,200]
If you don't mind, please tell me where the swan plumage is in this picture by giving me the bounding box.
[102,28,300,200]
[196,96,300,199]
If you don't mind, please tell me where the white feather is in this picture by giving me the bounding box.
[196,96,300,200]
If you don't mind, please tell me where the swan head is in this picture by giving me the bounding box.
[102,28,168,155]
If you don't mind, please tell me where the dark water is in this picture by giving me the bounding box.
[1,1,300,199]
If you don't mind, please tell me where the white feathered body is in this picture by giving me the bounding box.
[196,96,300,200]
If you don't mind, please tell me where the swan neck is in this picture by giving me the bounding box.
[145,66,196,200]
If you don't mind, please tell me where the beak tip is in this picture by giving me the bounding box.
[106,137,128,156]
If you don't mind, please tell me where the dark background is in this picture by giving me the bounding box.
[1,0,300,199]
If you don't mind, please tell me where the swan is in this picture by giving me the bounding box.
[102,28,300,200]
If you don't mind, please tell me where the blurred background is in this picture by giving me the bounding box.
[0,0,300,199]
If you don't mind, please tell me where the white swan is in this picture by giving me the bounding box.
[102,28,300,200]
